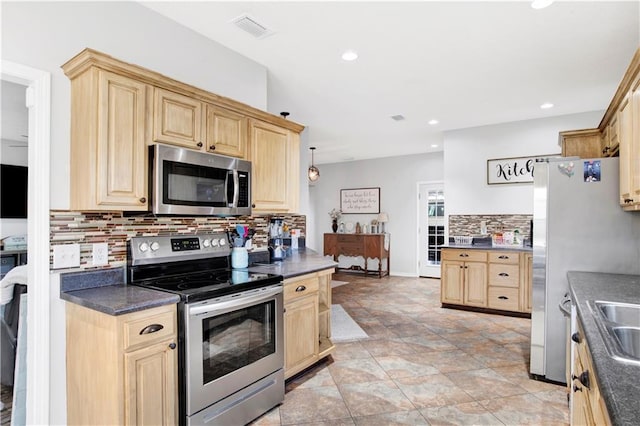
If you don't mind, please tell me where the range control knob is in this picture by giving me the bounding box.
[202,239,211,248]
[219,239,227,247]
[211,239,219,247]
[139,242,149,253]
[150,242,160,252]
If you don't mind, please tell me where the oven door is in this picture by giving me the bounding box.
[184,284,283,417]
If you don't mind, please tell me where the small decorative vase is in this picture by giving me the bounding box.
[332,219,338,233]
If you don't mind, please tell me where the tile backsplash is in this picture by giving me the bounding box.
[448,214,532,237]
[50,211,306,270]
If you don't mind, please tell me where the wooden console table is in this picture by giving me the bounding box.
[324,233,390,278]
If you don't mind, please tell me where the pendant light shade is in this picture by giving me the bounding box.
[308,147,320,182]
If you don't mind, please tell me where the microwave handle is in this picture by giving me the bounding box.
[227,170,239,207]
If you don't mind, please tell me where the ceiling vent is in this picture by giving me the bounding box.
[390,114,405,121]
[231,14,274,39]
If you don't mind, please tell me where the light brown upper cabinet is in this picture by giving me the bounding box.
[153,88,203,149]
[64,66,150,211]
[63,48,304,213]
[204,104,247,158]
[560,46,640,211]
[249,119,300,213]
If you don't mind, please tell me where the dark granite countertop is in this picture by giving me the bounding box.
[568,271,640,426]
[59,267,179,316]
[442,244,532,252]
[248,249,338,279]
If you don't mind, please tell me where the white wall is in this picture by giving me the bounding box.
[2,1,268,210]
[310,152,444,276]
[444,111,604,216]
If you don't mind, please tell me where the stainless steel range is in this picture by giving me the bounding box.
[127,233,284,426]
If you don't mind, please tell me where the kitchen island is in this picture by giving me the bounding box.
[440,244,533,314]
[568,271,640,426]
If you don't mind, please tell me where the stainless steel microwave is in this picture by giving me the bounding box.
[149,144,251,216]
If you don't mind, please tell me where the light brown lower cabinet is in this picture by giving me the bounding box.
[66,303,178,425]
[283,269,335,379]
[441,248,532,314]
[571,319,611,425]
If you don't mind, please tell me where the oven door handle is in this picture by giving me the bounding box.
[188,286,282,317]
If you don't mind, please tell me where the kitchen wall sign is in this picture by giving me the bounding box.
[487,155,559,185]
[340,187,380,214]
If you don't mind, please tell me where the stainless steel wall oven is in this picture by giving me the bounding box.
[128,233,284,425]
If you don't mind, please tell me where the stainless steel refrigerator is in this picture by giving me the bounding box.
[530,156,640,383]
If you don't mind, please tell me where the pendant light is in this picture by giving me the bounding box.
[308,147,320,182]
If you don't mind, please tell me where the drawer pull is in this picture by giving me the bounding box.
[573,385,582,393]
[139,324,164,335]
[571,332,581,343]
[169,342,176,350]
[498,296,509,300]
[498,273,509,277]
[572,371,590,388]
[295,285,307,292]
[459,253,469,258]
[498,255,509,259]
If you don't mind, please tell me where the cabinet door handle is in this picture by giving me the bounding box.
[624,198,634,204]
[573,385,583,393]
[498,296,509,300]
[168,342,176,350]
[197,142,203,148]
[209,145,216,150]
[498,273,509,277]
[498,255,509,259]
[459,253,469,257]
[295,285,307,292]
[140,324,164,335]
[139,197,147,203]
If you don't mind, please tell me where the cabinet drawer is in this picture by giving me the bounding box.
[337,235,361,244]
[488,264,519,287]
[123,308,176,351]
[442,249,487,262]
[284,276,319,302]
[488,252,520,264]
[487,287,520,311]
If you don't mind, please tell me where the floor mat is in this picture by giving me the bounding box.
[331,304,368,342]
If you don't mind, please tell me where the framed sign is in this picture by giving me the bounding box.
[340,187,380,214]
[487,154,559,185]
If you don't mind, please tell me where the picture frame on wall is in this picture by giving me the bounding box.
[487,154,560,185]
[340,187,380,214]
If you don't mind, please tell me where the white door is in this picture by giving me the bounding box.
[418,183,445,277]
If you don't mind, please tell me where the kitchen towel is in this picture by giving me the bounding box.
[331,304,368,342]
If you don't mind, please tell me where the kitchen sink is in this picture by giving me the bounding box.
[595,301,640,328]
[589,300,640,364]
[611,327,640,360]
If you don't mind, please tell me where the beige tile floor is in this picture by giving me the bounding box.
[252,273,569,426]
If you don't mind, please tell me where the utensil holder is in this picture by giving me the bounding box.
[231,247,248,269]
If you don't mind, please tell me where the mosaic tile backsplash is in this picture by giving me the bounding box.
[50,211,306,270]
[448,214,532,237]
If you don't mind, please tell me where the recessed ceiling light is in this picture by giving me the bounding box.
[341,50,358,61]
[540,102,554,109]
[531,0,553,9]
[431,144,439,148]
[390,114,405,121]
[428,119,439,125]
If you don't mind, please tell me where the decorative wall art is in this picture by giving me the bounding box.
[487,154,560,185]
[340,187,380,214]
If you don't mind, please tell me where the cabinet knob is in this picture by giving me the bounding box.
[571,332,581,343]
[197,142,203,148]
[251,204,256,208]
[295,285,307,292]
[139,197,147,203]
[209,145,216,150]
[169,342,176,350]
[573,385,583,393]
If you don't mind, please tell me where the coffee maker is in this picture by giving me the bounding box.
[268,218,286,262]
